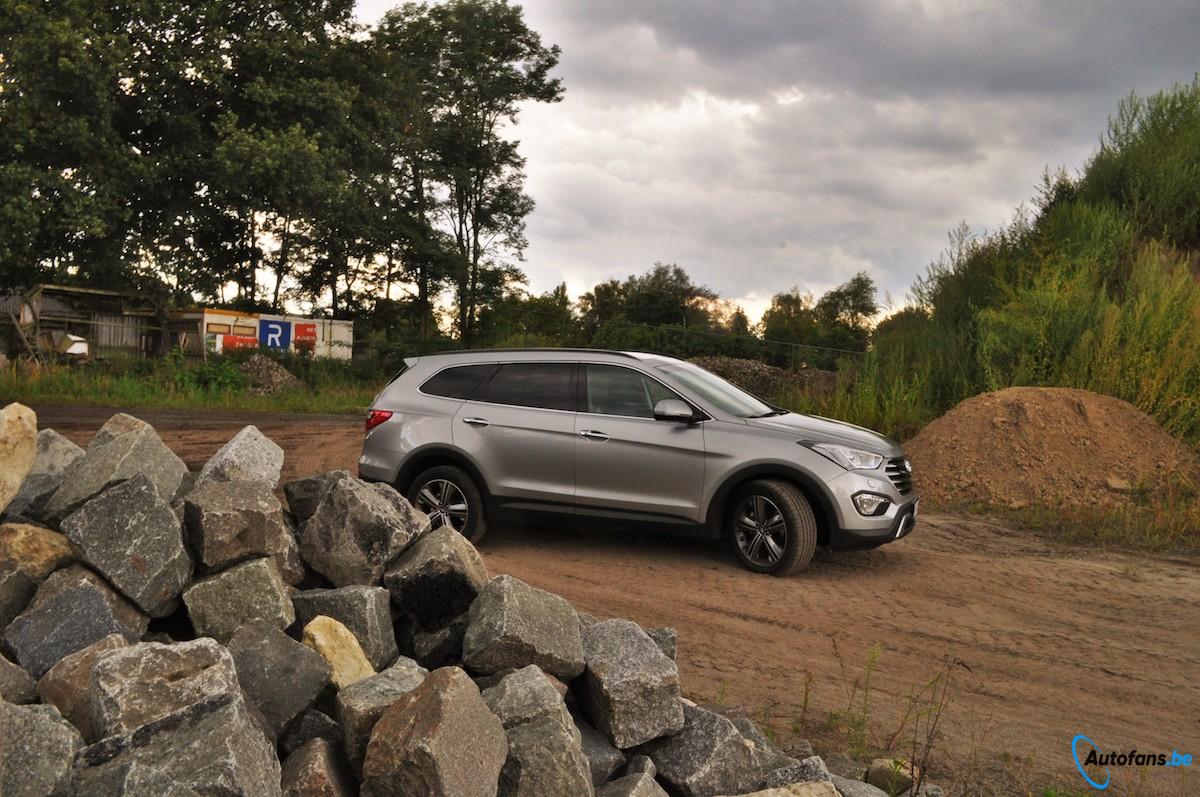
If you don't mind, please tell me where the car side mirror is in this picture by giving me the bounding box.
[653,399,697,423]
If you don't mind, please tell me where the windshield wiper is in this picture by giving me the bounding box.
[748,409,788,418]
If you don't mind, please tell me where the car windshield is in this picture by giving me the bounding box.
[657,362,779,418]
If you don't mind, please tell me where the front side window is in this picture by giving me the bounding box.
[484,363,575,411]
[584,364,678,418]
[657,362,774,418]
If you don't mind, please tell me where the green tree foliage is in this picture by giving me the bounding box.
[861,78,1200,444]
[0,0,559,339]
[760,272,878,367]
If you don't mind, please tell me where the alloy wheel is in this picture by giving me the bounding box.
[734,494,787,566]
[414,478,469,533]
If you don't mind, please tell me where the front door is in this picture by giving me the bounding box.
[574,363,706,521]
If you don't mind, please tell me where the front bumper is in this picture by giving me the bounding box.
[831,500,918,550]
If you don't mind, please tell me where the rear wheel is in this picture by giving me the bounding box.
[727,479,817,576]
[406,465,488,543]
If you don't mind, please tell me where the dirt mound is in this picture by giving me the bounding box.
[238,353,305,395]
[689,356,836,399]
[906,386,1200,510]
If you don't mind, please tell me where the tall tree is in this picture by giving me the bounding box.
[401,0,563,344]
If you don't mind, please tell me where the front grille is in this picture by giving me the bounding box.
[885,458,913,495]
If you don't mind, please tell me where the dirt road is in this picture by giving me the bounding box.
[32,404,1200,795]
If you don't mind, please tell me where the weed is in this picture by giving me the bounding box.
[827,640,882,757]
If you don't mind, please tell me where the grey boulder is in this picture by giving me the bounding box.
[283,469,352,524]
[336,657,429,775]
[483,664,577,740]
[360,666,507,797]
[0,566,35,631]
[185,478,303,583]
[292,585,398,670]
[498,715,595,797]
[0,701,83,797]
[4,429,84,520]
[411,612,469,669]
[574,711,628,787]
[195,424,284,488]
[43,416,187,522]
[637,702,764,797]
[182,557,295,642]
[90,638,242,739]
[67,692,282,797]
[281,738,356,797]
[462,575,585,681]
[229,622,332,736]
[829,775,890,797]
[1,565,147,677]
[384,524,488,631]
[280,710,344,758]
[57,760,205,797]
[645,627,677,661]
[597,772,671,797]
[37,633,129,742]
[61,474,193,617]
[300,477,419,586]
[579,619,684,749]
[0,650,36,703]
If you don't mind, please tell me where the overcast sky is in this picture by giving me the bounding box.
[355,0,1200,321]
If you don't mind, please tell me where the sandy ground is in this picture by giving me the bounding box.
[32,404,1200,795]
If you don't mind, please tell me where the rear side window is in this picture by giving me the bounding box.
[420,364,499,399]
[484,363,575,411]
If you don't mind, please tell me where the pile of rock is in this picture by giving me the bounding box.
[689,357,838,400]
[239,353,307,395]
[0,402,931,797]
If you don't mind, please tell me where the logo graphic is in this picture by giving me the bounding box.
[1072,734,1194,790]
[1073,735,1110,790]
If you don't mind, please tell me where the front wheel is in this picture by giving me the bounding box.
[727,479,817,576]
[406,465,488,543]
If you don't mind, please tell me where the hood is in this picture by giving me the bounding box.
[745,412,902,456]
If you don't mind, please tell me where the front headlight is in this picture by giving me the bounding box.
[807,442,884,470]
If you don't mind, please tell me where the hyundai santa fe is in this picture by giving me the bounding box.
[359,349,918,575]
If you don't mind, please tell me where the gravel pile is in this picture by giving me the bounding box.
[0,402,935,797]
[240,353,306,395]
[906,386,1200,511]
[689,357,837,400]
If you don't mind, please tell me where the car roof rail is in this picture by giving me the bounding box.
[422,347,644,359]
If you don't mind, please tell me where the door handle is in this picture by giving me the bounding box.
[578,430,609,441]
[462,417,490,427]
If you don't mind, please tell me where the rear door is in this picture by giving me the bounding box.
[574,363,706,521]
[453,361,577,506]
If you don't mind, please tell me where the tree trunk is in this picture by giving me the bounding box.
[272,216,291,313]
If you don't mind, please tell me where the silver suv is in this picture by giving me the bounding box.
[359,349,918,575]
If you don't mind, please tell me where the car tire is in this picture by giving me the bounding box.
[727,479,817,576]
[406,465,488,543]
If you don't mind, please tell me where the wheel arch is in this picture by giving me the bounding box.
[705,463,838,546]
[394,445,492,501]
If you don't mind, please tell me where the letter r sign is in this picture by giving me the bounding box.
[259,320,291,350]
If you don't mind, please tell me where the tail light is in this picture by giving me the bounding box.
[365,410,393,432]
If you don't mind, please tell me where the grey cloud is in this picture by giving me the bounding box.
[355,0,1200,316]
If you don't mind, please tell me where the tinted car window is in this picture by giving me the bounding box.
[421,364,499,400]
[584,364,678,418]
[484,363,575,411]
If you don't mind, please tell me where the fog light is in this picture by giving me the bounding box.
[852,492,890,516]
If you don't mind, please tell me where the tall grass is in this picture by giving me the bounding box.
[0,352,379,414]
